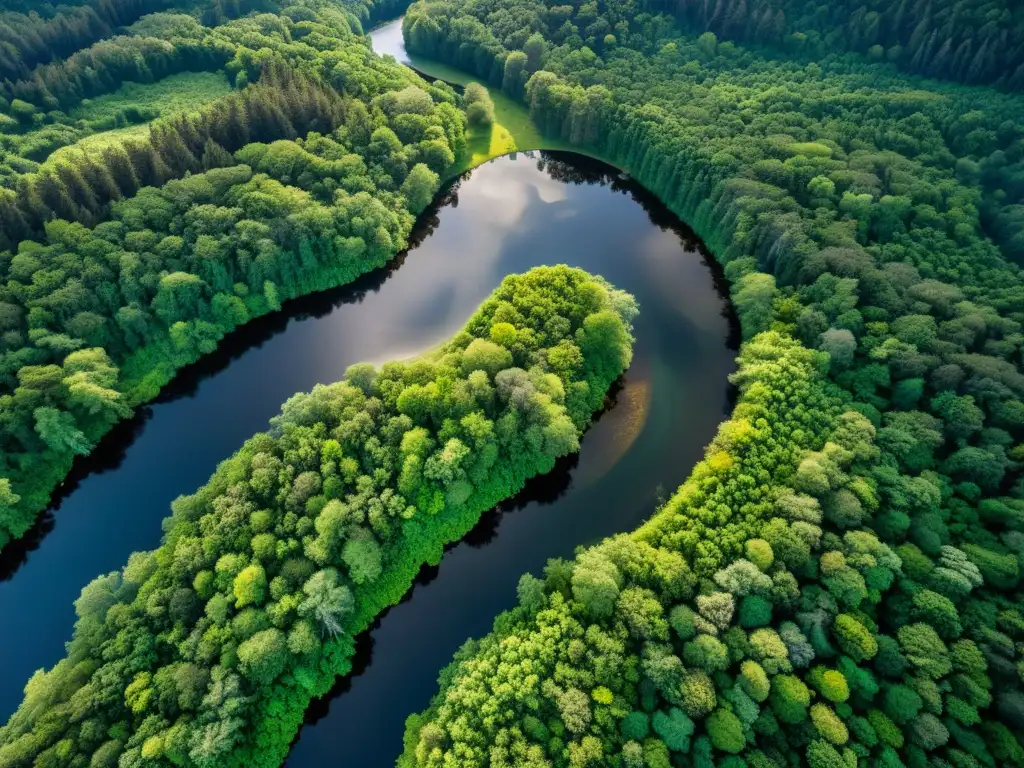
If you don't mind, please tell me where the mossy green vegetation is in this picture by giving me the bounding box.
[397,0,1024,765]
[7,71,233,171]
[69,72,233,127]
[45,72,234,163]
[0,265,637,768]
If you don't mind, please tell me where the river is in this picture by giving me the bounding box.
[369,17,410,66]
[0,40,734,766]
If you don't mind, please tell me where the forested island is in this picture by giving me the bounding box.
[0,0,1023,766]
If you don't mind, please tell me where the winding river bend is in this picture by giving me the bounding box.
[0,55,734,763]
[283,154,736,766]
[371,17,415,67]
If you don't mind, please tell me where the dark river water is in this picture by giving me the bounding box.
[280,153,736,768]
[0,117,734,768]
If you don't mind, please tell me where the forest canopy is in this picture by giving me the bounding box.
[653,0,1024,91]
[397,0,1024,766]
[0,0,469,548]
[0,0,1023,766]
[0,265,637,768]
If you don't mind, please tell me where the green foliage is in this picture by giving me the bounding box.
[739,661,771,703]
[0,11,468,544]
[620,711,649,742]
[739,594,773,628]
[0,266,636,767]
[669,604,697,640]
[745,538,774,571]
[400,162,440,213]
[772,674,812,724]
[834,614,878,662]
[233,564,267,608]
[806,739,849,768]
[651,708,693,753]
[394,9,1024,761]
[463,82,494,127]
[238,628,288,686]
[809,667,850,704]
[707,708,746,754]
[734,272,777,339]
[7,0,1024,766]
[811,703,850,745]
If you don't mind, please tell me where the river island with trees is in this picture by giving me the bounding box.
[0,0,1023,767]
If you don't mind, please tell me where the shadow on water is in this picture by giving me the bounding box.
[536,151,741,354]
[533,152,741,417]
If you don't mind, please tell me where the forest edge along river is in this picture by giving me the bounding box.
[0,153,734,749]
[283,155,737,768]
[0,25,735,763]
[0,156,732,758]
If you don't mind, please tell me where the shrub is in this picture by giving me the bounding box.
[739,661,770,702]
[808,667,850,703]
[745,538,774,571]
[651,708,694,752]
[770,675,811,724]
[806,739,848,768]
[833,614,878,661]
[707,709,746,754]
[680,672,718,718]
[620,711,650,742]
[810,703,849,745]
[739,595,773,628]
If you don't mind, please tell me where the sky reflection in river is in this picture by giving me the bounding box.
[284,153,736,767]
[0,154,734,754]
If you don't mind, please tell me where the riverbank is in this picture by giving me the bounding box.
[369,18,589,175]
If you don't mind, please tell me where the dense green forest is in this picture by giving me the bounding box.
[397,0,1024,767]
[652,0,1024,91]
[2,0,1024,766]
[0,0,437,237]
[0,265,637,767]
[0,0,464,547]
[0,0,404,86]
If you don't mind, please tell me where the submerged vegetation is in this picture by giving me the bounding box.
[397,0,1024,766]
[0,265,637,767]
